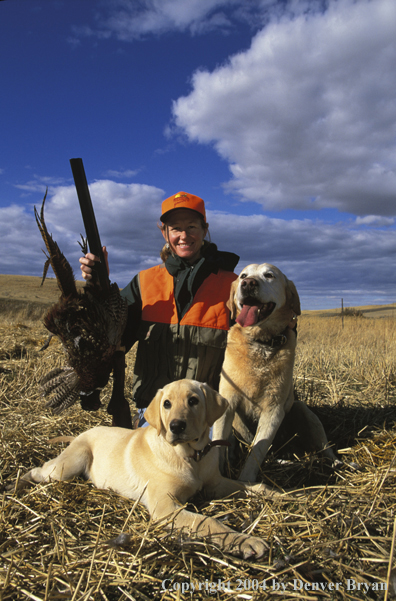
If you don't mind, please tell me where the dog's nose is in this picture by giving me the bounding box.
[169,419,187,435]
[241,277,258,291]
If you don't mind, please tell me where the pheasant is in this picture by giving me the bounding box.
[35,191,132,428]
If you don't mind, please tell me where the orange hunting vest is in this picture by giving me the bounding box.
[132,264,237,407]
[139,264,236,329]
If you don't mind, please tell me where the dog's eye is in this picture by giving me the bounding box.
[188,396,199,407]
[264,272,274,279]
[240,273,247,279]
[163,400,171,409]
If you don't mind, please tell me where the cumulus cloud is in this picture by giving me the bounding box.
[40,181,165,280]
[0,204,43,273]
[208,211,396,307]
[355,215,395,227]
[1,182,395,309]
[1,182,164,288]
[172,0,396,217]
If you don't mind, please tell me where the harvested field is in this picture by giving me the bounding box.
[1,299,396,600]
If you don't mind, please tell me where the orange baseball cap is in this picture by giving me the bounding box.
[160,191,206,222]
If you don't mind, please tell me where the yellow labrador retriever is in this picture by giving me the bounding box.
[14,380,278,559]
[212,263,337,482]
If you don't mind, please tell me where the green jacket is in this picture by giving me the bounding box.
[120,243,239,408]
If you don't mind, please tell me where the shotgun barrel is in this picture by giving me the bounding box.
[70,158,110,291]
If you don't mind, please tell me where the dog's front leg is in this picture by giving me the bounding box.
[169,506,269,559]
[232,412,254,444]
[148,490,268,560]
[239,404,285,482]
[212,404,235,472]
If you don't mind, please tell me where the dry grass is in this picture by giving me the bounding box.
[1,305,396,600]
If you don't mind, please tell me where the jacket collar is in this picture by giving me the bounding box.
[165,243,239,276]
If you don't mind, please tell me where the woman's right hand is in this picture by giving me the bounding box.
[79,246,109,281]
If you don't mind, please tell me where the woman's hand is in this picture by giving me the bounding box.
[79,246,109,281]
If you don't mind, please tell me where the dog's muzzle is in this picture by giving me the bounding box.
[169,419,187,435]
[236,277,277,327]
[240,277,258,294]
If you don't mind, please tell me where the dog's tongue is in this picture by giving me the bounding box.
[236,304,260,327]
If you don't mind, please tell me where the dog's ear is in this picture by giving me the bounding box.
[226,279,239,319]
[286,278,301,316]
[199,383,229,427]
[144,389,163,435]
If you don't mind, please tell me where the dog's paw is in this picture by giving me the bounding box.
[240,536,268,560]
[229,535,268,560]
[246,482,283,498]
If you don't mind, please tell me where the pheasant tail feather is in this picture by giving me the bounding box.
[40,366,81,414]
[34,190,77,298]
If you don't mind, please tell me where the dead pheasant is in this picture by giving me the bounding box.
[35,190,131,427]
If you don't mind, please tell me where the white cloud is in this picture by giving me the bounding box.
[40,181,165,266]
[0,204,45,274]
[1,182,395,309]
[0,182,164,287]
[355,215,394,227]
[172,0,396,217]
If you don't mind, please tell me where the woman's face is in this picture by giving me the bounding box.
[163,209,208,264]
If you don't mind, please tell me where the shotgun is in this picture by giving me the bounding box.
[70,158,110,291]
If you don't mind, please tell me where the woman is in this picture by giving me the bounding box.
[80,191,239,428]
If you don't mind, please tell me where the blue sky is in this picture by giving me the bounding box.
[1,0,395,309]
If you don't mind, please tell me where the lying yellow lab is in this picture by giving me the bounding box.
[13,380,279,559]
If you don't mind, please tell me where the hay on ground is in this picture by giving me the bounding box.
[1,314,395,600]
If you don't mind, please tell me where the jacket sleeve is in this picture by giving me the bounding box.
[120,274,142,353]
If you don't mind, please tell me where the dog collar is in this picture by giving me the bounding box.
[256,333,287,348]
[256,327,290,349]
[190,439,230,462]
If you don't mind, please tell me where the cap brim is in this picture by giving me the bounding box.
[160,208,205,223]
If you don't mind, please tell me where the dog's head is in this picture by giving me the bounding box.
[145,379,228,445]
[228,263,301,329]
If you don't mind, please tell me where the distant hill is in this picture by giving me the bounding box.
[0,274,395,319]
[0,274,85,305]
[0,274,86,319]
[303,304,396,319]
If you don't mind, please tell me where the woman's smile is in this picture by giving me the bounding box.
[163,209,208,264]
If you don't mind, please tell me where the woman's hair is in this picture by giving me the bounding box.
[158,216,210,262]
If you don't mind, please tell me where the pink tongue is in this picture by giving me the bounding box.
[236,305,259,327]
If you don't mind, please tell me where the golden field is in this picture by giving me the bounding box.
[0,275,395,600]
